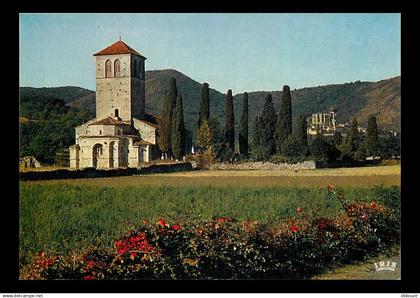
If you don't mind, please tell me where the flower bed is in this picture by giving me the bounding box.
[22,186,400,280]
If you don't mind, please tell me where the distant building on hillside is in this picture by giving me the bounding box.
[307,107,338,136]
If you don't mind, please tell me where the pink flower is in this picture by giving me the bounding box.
[370,201,377,209]
[297,207,302,213]
[87,260,95,268]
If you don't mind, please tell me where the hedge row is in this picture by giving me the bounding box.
[22,187,399,280]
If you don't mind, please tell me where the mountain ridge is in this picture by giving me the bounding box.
[20,70,401,134]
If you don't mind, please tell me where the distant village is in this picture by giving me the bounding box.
[307,107,398,138]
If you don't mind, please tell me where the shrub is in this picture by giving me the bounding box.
[25,187,400,280]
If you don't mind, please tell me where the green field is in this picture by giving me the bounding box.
[19,165,400,268]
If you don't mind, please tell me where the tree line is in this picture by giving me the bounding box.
[157,78,400,167]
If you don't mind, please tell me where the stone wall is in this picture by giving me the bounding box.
[209,161,317,170]
[20,162,193,181]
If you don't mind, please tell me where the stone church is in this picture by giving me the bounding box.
[69,40,159,169]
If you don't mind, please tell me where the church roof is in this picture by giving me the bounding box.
[93,40,146,58]
[88,116,130,126]
[134,139,154,146]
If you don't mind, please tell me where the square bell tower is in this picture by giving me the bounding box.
[93,40,146,121]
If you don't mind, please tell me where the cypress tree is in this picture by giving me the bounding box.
[157,91,172,158]
[366,115,379,156]
[171,95,185,160]
[239,92,249,156]
[198,83,210,128]
[260,94,277,158]
[293,113,308,155]
[275,85,292,152]
[224,89,235,151]
[168,77,178,111]
[347,117,360,153]
[253,116,262,147]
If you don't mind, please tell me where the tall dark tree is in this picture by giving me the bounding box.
[198,83,210,128]
[366,115,379,156]
[157,91,172,158]
[252,116,262,147]
[251,116,264,161]
[171,95,185,160]
[157,78,178,158]
[239,92,249,156]
[293,113,308,153]
[224,89,235,151]
[347,117,360,153]
[168,77,178,111]
[275,85,292,153]
[260,94,277,159]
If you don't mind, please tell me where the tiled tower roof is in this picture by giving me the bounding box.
[93,40,146,58]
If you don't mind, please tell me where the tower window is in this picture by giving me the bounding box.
[105,60,112,78]
[115,109,119,118]
[114,59,120,77]
[99,130,102,135]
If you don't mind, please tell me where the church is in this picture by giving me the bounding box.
[69,40,159,169]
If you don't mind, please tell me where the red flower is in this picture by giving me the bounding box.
[290,225,299,233]
[327,185,334,191]
[143,219,148,225]
[157,218,167,226]
[370,201,377,209]
[38,251,45,257]
[130,235,142,243]
[216,217,226,222]
[171,224,182,231]
[83,275,94,280]
[297,207,302,213]
[87,260,95,268]
[130,251,138,258]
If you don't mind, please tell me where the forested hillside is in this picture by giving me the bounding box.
[19,71,400,163]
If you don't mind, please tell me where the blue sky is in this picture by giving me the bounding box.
[19,13,400,94]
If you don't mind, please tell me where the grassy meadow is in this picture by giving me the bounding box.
[19,165,400,268]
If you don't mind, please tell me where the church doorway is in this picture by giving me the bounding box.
[92,143,103,168]
[119,138,129,167]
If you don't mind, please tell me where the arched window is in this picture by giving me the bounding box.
[105,60,112,78]
[114,59,120,77]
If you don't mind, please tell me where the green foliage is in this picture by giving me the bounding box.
[260,94,277,159]
[198,83,210,128]
[224,89,235,151]
[378,134,400,159]
[171,95,185,160]
[239,92,249,156]
[310,134,338,163]
[366,115,379,156]
[25,187,399,279]
[293,114,308,155]
[157,91,173,156]
[19,95,91,164]
[275,85,292,153]
[332,131,343,148]
[281,135,302,159]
